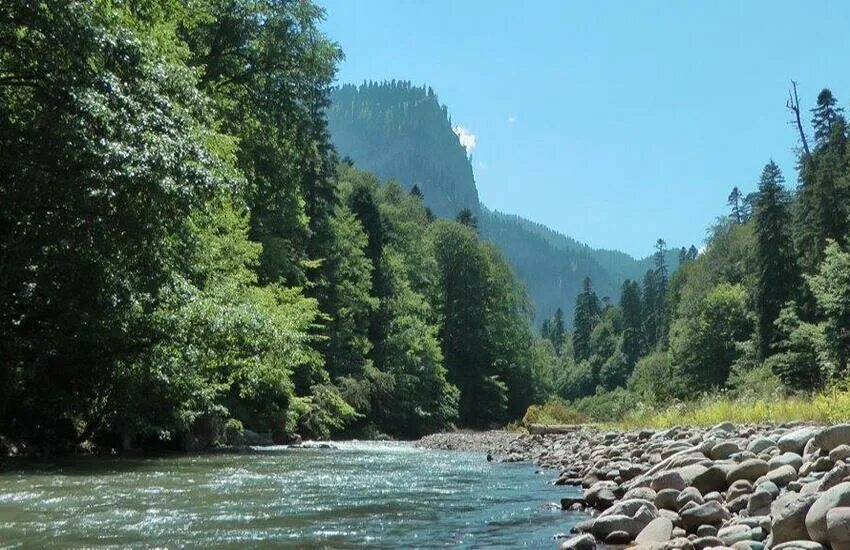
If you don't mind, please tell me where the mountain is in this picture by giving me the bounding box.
[328,81,479,219]
[326,81,678,325]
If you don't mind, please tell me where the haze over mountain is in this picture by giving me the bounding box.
[327,81,680,324]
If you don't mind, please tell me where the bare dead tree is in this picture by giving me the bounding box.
[787,80,813,168]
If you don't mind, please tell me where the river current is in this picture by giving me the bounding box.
[0,441,584,548]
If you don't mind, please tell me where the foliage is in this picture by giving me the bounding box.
[520,399,586,427]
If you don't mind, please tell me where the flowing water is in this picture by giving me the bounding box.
[0,442,584,548]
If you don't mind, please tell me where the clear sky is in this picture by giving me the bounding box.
[317,0,850,257]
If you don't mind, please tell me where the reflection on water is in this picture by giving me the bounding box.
[0,441,584,548]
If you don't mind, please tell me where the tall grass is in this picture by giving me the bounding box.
[617,387,850,429]
[523,386,850,431]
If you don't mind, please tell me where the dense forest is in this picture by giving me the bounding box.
[0,1,556,453]
[539,87,850,420]
[327,81,682,325]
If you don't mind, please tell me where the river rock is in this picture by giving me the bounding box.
[711,441,741,460]
[624,487,658,501]
[805,481,850,543]
[591,514,635,539]
[748,437,776,454]
[770,452,804,471]
[814,425,850,452]
[677,487,704,509]
[719,524,754,545]
[762,464,798,486]
[747,490,774,516]
[831,445,850,463]
[779,427,820,454]
[772,542,825,550]
[728,479,754,501]
[692,465,729,494]
[560,533,597,550]
[826,507,850,550]
[693,536,724,549]
[604,530,632,545]
[656,488,681,511]
[680,500,730,531]
[652,471,687,492]
[636,517,674,544]
[728,459,770,483]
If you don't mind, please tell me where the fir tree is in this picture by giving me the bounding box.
[754,160,799,358]
[573,278,600,362]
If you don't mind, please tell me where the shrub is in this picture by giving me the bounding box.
[521,399,586,426]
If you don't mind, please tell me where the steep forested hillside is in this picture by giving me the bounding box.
[328,81,681,324]
[0,1,551,453]
[328,82,480,219]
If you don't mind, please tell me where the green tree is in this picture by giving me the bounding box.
[669,283,753,394]
[753,160,799,358]
[620,279,643,368]
[808,240,850,377]
[573,278,601,362]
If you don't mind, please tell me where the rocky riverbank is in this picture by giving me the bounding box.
[497,422,850,550]
[414,430,518,453]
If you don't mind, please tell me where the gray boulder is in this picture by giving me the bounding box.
[814,425,850,453]
[826,507,850,550]
[770,452,804,472]
[778,427,820,454]
[805,481,850,543]
[728,459,770,483]
[652,470,687,492]
[763,464,799,487]
[560,533,597,550]
[711,441,741,460]
[636,517,675,544]
[692,465,729,494]
[680,500,731,531]
[830,445,850,463]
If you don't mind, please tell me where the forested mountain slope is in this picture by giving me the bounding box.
[328,81,679,324]
[328,82,480,219]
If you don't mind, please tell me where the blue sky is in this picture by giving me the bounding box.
[318,1,850,257]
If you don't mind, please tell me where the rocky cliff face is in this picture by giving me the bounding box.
[328,81,479,219]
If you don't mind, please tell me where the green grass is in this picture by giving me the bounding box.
[616,388,850,429]
[522,387,850,431]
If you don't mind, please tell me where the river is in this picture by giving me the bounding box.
[0,441,584,548]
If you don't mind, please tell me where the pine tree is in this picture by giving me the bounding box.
[728,187,744,224]
[811,89,844,145]
[754,160,799,358]
[653,238,669,345]
[550,307,566,353]
[573,277,600,362]
[641,269,658,352]
[620,279,643,368]
[456,208,478,231]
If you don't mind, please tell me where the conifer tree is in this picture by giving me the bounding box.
[754,160,799,358]
[728,187,744,224]
[620,279,643,368]
[811,89,844,145]
[573,278,600,362]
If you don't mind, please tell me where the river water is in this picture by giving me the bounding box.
[0,441,584,548]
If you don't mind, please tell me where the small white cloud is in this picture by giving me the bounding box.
[507,115,517,125]
[453,126,477,155]
[477,160,488,170]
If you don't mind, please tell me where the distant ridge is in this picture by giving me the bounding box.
[326,81,678,325]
